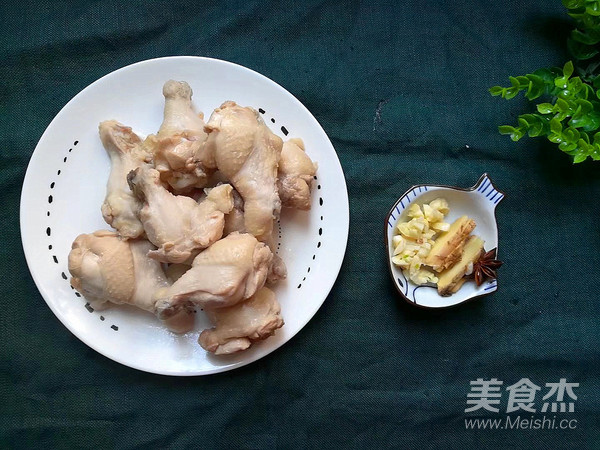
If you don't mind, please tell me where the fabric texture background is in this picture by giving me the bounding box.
[2,1,599,448]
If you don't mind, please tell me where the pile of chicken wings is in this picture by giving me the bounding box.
[68,80,317,355]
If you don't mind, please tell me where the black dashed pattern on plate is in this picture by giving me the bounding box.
[47,140,118,331]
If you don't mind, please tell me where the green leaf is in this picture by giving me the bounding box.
[583,111,600,131]
[511,131,525,141]
[571,29,600,45]
[562,0,584,8]
[548,133,563,143]
[568,39,599,60]
[528,122,544,137]
[573,152,588,163]
[498,125,516,135]
[555,76,569,89]
[569,77,583,94]
[504,88,519,99]
[590,144,600,160]
[586,4,600,16]
[569,115,591,128]
[576,98,594,113]
[518,117,530,128]
[563,61,575,78]
[564,127,581,142]
[500,125,526,141]
[560,141,578,151]
[525,75,548,99]
[551,118,563,134]
[489,86,504,96]
[556,98,571,112]
[537,103,555,114]
[581,83,594,99]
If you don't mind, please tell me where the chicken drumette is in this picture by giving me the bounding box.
[203,101,283,242]
[154,232,272,320]
[278,138,317,210]
[199,287,284,354]
[128,165,233,264]
[99,120,152,239]
[68,230,194,333]
[152,80,210,192]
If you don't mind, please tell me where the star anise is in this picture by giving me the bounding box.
[473,248,503,286]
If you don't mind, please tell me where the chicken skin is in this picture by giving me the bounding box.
[99,120,151,239]
[278,138,317,210]
[68,230,194,333]
[128,165,233,264]
[153,80,210,192]
[199,287,284,354]
[223,189,287,284]
[204,102,283,242]
[154,232,272,320]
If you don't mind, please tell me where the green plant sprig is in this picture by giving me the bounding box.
[491,1,600,163]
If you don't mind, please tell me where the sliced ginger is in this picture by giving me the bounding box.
[437,236,484,296]
[425,216,476,271]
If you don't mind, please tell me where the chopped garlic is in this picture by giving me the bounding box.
[432,221,450,232]
[397,222,419,239]
[408,257,423,278]
[404,242,421,253]
[423,230,436,240]
[391,197,450,285]
[392,254,411,269]
[413,269,439,285]
[423,204,444,223]
[409,217,426,232]
[392,235,404,249]
[429,198,449,215]
[417,247,429,258]
[407,203,424,218]
[393,237,406,255]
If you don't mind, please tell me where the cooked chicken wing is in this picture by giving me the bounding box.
[204,101,283,242]
[278,138,317,210]
[99,121,151,238]
[223,189,286,284]
[68,230,194,333]
[128,166,233,264]
[155,233,272,319]
[153,80,210,192]
[198,287,284,354]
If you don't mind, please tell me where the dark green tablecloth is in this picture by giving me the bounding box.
[3,1,600,448]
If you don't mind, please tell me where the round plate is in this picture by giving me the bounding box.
[20,56,349,376]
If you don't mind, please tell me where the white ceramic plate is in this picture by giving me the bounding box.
[385,174,503,308]
[20,56,349,375]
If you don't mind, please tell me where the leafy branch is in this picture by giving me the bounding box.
[491,0,600,163]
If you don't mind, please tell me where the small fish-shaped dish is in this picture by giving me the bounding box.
[385,173,504,308]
